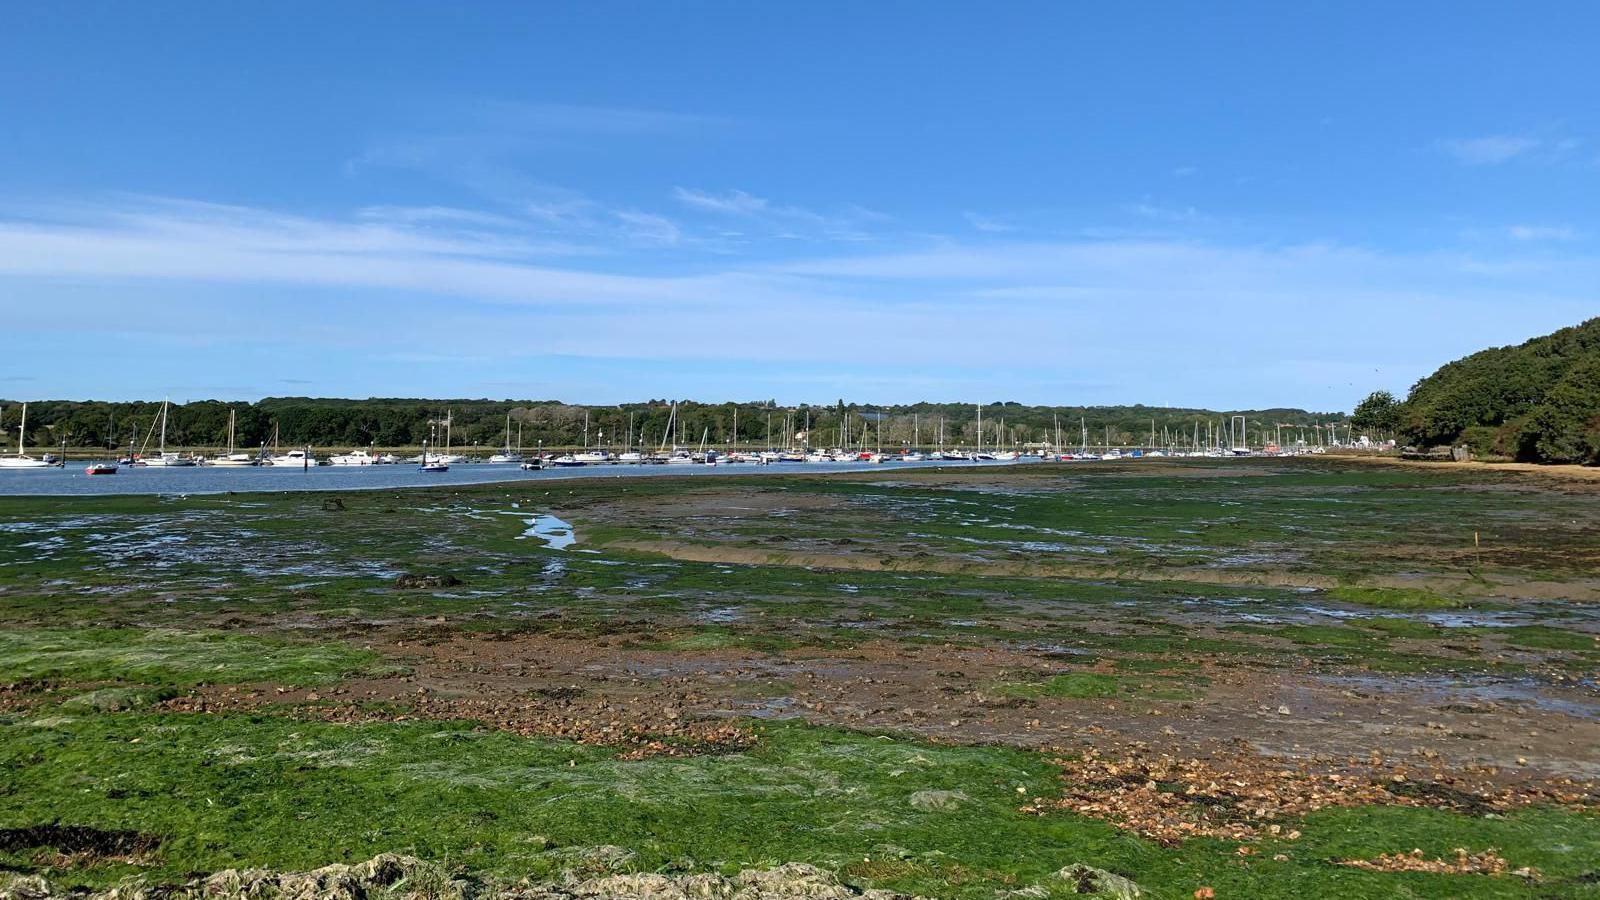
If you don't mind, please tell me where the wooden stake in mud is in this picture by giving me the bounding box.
[1474,531,1481,569]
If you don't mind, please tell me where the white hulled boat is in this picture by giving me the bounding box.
[208,410,260,466]
[270,449,317,467]
[0,404,53,469]
[488,414,524,464]
[329,449,377,466]
[137,400,199,466]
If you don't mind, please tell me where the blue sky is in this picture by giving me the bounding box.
[1,2,1596,410]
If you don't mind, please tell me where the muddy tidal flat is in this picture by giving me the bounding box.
[2,458,1598,898]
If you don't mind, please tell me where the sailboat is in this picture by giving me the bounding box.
[418,415,448,472]
[902,413,924,461]
[617,412,644,463]
[989,417,1019,461]
[419,437,448,472]
[209,409,260,466]
[652,402,696,463]
[0,404,54,469]
[972,405,998,460]
[488,414,524,464]
[139,400,199,466]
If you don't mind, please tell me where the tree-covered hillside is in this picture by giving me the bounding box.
[0,397,1344,453]
[1399,317,1600,464]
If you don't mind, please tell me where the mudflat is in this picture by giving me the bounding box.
[2,458,1597,898]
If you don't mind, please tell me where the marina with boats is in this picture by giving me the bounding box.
[3,399,1343,492]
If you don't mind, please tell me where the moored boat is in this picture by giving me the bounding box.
[207,410,260,466]
[0,403,53,469]
[488,415,525,463]
[329,449,377,466]
[269,449,317,467]
[141,452,199,467]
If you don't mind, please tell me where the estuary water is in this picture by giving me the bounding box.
[0,457,1033,497]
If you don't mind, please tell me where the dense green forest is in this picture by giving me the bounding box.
[1373,317,1600,464]
[0,397,1346,453]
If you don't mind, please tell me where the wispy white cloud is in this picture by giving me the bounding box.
[346,99,722,214]
[671,187,884,243]
[1126,202,1205,224]
[614,210,682,247]
[1437,134,1541,165]
[1506,224,1577,242]
[2,195,1595,409]
[963,212,1015,233]
[455,99,722,137]
[672,187,770,216]
[356,205,524,229]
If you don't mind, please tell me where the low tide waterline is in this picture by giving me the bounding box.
[0,458,1035,496]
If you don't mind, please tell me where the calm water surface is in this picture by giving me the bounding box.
[0,458,1034,497]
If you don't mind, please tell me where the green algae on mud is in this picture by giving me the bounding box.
[2,459,1599,898]
[4,711,1598,899]
[0,628,385,688]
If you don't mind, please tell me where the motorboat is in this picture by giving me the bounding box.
[617,451,645,464]
[269,449,317,467]
[84,462,118,475]
[901,451,926,462]
[329,449,378,466]
[572,450,609,464]
[488,452,525,464]
[550,454,586,467]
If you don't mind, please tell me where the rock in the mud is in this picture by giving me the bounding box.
[907,789,968,811]
[1054,863,1142,898]
[62,686,175,712]
[736,863,905,898]
[0,874,55,900]
[0,856,924,900]
[201,853,445,900]
[549,844,639,874]
[394,573,463,589]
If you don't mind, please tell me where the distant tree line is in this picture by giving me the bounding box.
[1354,316,1600,464]
[0,396,1346,453]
